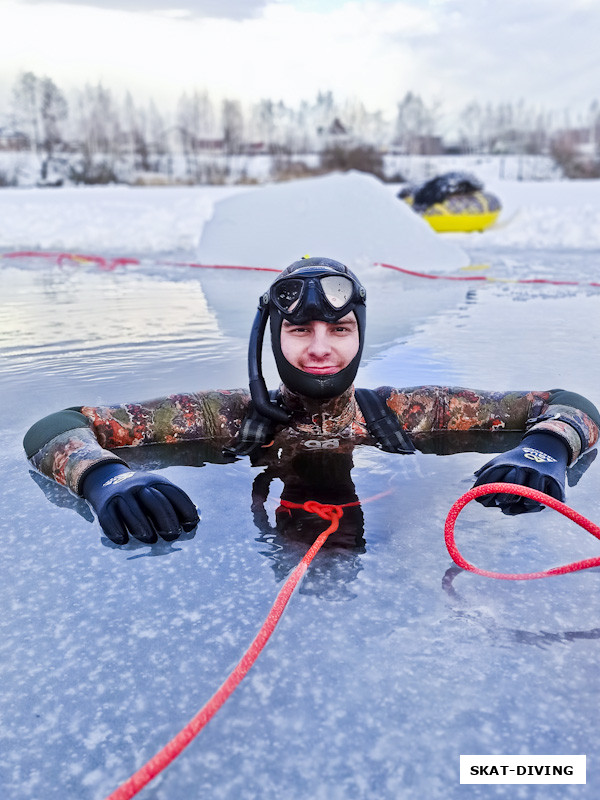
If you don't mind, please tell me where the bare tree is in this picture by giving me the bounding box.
[394,92,440,154]
[124,92,151,172]
[222,98,244,155]
[458,101,484,153]
[251,98,276,151]
[589,99,600,158]
[11,71,40,155]
[177,90,218,180]
[38,77,68,179]
[71,83,122,183]
[11,71,68,181]
[147,99,168,172]
[340,97,389,149]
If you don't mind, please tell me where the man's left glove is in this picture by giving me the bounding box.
[473,431,570,515]
[81,462,200,544]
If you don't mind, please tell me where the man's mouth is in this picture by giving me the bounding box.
[302,365,339,374]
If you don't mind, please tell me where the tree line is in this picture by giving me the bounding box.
[1,71,599,185]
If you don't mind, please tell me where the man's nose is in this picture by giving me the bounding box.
[307,326,331,357]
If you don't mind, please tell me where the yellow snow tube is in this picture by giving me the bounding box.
[405,190,501,233]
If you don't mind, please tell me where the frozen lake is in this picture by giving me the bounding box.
[1,182,600,799]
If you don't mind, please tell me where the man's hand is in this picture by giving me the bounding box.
[81,462,199,544]
[473,432,570,515]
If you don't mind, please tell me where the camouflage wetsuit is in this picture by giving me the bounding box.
[23,385,599,497]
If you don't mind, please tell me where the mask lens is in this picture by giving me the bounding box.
[272,279,304,311]
[320,275,354,309]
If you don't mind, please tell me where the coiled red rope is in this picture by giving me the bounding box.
[104,499,351,800]
[445,482,600,580]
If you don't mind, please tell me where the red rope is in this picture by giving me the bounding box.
[445,482,600,580]
[378,261,600,287]
[6,251,600,286]
[104,499,349,800]
[2,251,140,271]
[1,251,279,273]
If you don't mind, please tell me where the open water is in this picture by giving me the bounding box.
[1,248,600,799]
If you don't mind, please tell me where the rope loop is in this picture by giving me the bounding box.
[445,482,600,580]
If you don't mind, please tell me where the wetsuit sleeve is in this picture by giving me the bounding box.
[378,386,599,464]
[521,389,600,462]
[24,410,130,497]
[23,390,251,495]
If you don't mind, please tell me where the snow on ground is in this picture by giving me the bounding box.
[0,184,246,256]
[464,177,600,250]
[1,171,600,264]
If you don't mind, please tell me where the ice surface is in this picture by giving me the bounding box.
[1,177,600,799]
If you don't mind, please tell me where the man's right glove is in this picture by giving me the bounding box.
[472,431,570,515]
[81,462,200,545]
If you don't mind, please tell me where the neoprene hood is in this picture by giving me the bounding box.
[248,257,367,422]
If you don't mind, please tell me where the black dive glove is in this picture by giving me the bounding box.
[81,462,200,545]
[473,432,570,515]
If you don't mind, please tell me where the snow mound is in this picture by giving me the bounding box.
[469,178,600,249]
[197,171,470,273]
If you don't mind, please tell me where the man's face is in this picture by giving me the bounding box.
[279,312,359,375]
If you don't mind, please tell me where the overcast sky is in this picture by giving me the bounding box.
[1,0,599,128]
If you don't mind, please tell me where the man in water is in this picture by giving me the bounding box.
[23,257,600,545]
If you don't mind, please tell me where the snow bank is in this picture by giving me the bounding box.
[0,185,246,254]
[196,171,470,273]
[2,173,600,260]
[470,178,600,249]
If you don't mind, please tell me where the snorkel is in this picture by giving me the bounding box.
[248,292,290,423]
[248,257,367,423]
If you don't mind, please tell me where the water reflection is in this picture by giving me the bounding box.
[0,264,226,374]
[249,450,366,601]
[28,469,95,522]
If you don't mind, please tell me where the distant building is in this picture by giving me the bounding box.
[555,127,596,158]
[389,135,444,156]
[156,126,225,155]
[316,117,353,151]
[0,128,30,151]
[550,126,600,177]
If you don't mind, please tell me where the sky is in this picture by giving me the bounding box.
[1,0,599,129]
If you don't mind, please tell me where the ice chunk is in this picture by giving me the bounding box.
[197,171,470,273]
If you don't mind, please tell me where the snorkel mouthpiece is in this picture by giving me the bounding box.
[248,257,367,421]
